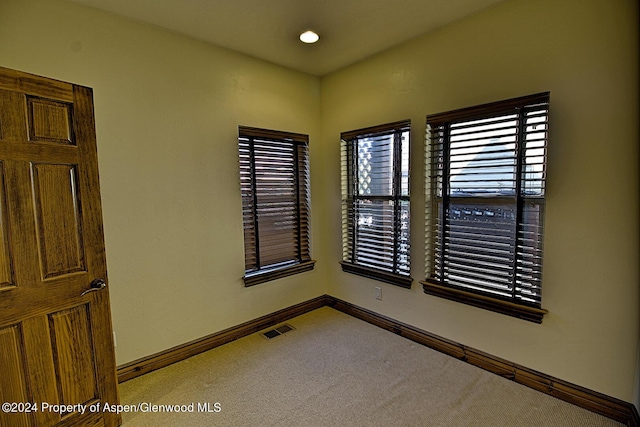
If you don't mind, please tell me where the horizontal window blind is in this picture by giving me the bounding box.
[341,120,411,287]
[239,127,311,282]
[426,93,549,308]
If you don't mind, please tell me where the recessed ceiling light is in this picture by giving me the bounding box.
[299,30,319,44]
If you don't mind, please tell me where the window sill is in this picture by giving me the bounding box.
[244,260,316,287]
[421,280,547,323]
[340,262,412,289]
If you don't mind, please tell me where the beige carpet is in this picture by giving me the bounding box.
[119,307,622,426]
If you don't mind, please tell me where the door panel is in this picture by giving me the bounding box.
[0,67,119,426]
[49,304,98,408]
[32,163,86,279]
[27,97,74,145]
[0,161,13,288]
[0,324,30,427]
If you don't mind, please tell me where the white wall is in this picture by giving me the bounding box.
[320,0,639,402]
[1,0,638,406]
[0,0,326,364]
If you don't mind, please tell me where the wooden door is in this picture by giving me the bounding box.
[0,67,120,427]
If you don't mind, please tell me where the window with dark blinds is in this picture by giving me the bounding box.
[422,93,549,323]
[239,126,314,286]
[340,120,412,288]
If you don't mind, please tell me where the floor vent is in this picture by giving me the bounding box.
[262,324,296,339]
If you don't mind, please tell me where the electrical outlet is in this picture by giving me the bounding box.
[375,286,382,300]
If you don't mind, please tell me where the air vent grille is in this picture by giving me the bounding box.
[261,324,296,339]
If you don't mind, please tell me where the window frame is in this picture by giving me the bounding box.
[239,126,314,287]
[421,93,550,323]
[340,120,412,288]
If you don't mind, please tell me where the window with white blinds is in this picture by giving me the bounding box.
[423,93,549,322]
[239,126,314,286]
[340,120,412,288]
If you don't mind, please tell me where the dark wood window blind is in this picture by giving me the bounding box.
[422,93,550,322]
[239,126,314,286]
[340,120,412,288]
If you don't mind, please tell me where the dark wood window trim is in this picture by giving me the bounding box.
[340,261,412,289]
[421,280,547,323]
[340,120,412,287]
[239,126,313,286]
[425,93,549,322]
[244,260,316,287]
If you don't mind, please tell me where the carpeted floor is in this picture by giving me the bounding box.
[118,307,622,426]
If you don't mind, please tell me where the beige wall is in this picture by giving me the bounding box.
[0,0,325,364]
[1,0,638,406]
[320,0,639,402]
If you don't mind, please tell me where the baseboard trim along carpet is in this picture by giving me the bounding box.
[116,295,328,383]
[117,294,639,426]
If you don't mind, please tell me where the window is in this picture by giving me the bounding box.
[423,93,549,323]
[340,120,412,288]
[239,126,314,286]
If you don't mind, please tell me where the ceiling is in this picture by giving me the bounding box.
[66,0,510,76]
